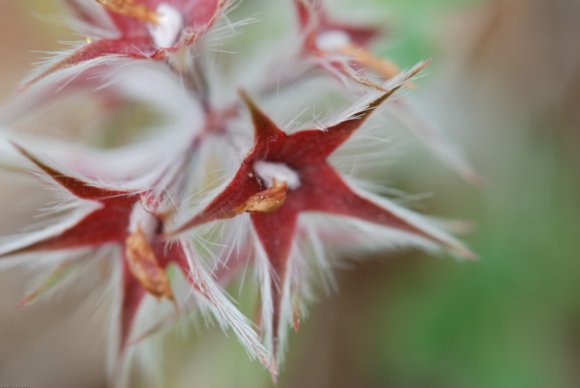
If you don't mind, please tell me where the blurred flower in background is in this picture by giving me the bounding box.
[0,0,579,387]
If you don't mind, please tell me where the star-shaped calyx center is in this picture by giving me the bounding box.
[295,0,403,85]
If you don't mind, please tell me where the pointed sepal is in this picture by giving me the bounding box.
[13,142,129,200]
[239,90,285,143]
[19,38,151,91]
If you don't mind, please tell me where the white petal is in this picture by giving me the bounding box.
[148,4,183,49]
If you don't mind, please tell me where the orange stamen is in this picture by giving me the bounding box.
[336,44,416,88]
[338,44,400,77]
[235,180,288,215]
[96,0,159,24]
[125,225,175,302]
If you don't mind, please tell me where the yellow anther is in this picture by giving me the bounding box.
[336,44,415,88]
[96,0,159,24]
[125,225,175,301]
[236,180,289,215]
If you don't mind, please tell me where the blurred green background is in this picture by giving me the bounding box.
[1,0,579,387]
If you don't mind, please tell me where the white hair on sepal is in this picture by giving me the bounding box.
[15,248,95,305]
[0,145,97,213]
[61,0,119,39]
[207,3,307,102]
[29,178,87,215]
[19,42,132,93]
[206,215,254,275]
[273,250,295,366]
[229,40,303,93]
[317,55,377,95]
[265,76,346,134]
[98,60,205,136]
[310,176,474,260]
[204,0,294,59]
[135,134,239,200]
[321,61,429,129]
[136,126,215,211]
[196,0,248,44]
[16,145,142,194]
[178,139,238,212]
[105,253,125,381]
[128,338,166,388]
[107,268,158,388]
[3,132,193,191]
[383,100,481,184]
[169,146,245,232]
[221,101,266,153]
[274,238,319,365]
[0,244,56,269]
[0,134,127,182]
[100,59,196,110]
[173,215,254,305]
[248,223,306,367]
[258,58,404,137]
[340,175,434,210]
[187,229,228,272]
[71,271,113,375]
[328,120,398,178]
[178,240,270,368]
[124,287,179,388]
[297,214,433,271]
[0,205,99,265]
[353,192,473,260]
[194,49,229,104]
[252,235,275,358]
[0,55,130,127]
[204,13,261,50]
[131,112,234,193]
[169,189,221,235]
[106,255,196,387]
[298,219,340,296]
[119,272,216,383]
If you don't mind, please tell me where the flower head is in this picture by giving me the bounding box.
[0,0,477,383]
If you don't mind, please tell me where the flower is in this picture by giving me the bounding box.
[294,0,400,88]
[20,0,230,90]
[169,63,474,365]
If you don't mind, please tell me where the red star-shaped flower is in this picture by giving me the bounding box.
[0,144,268,368]
[296,0,380,49]
[22,0,229,89]
[170,64,473,363]
[294,0,402,88]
